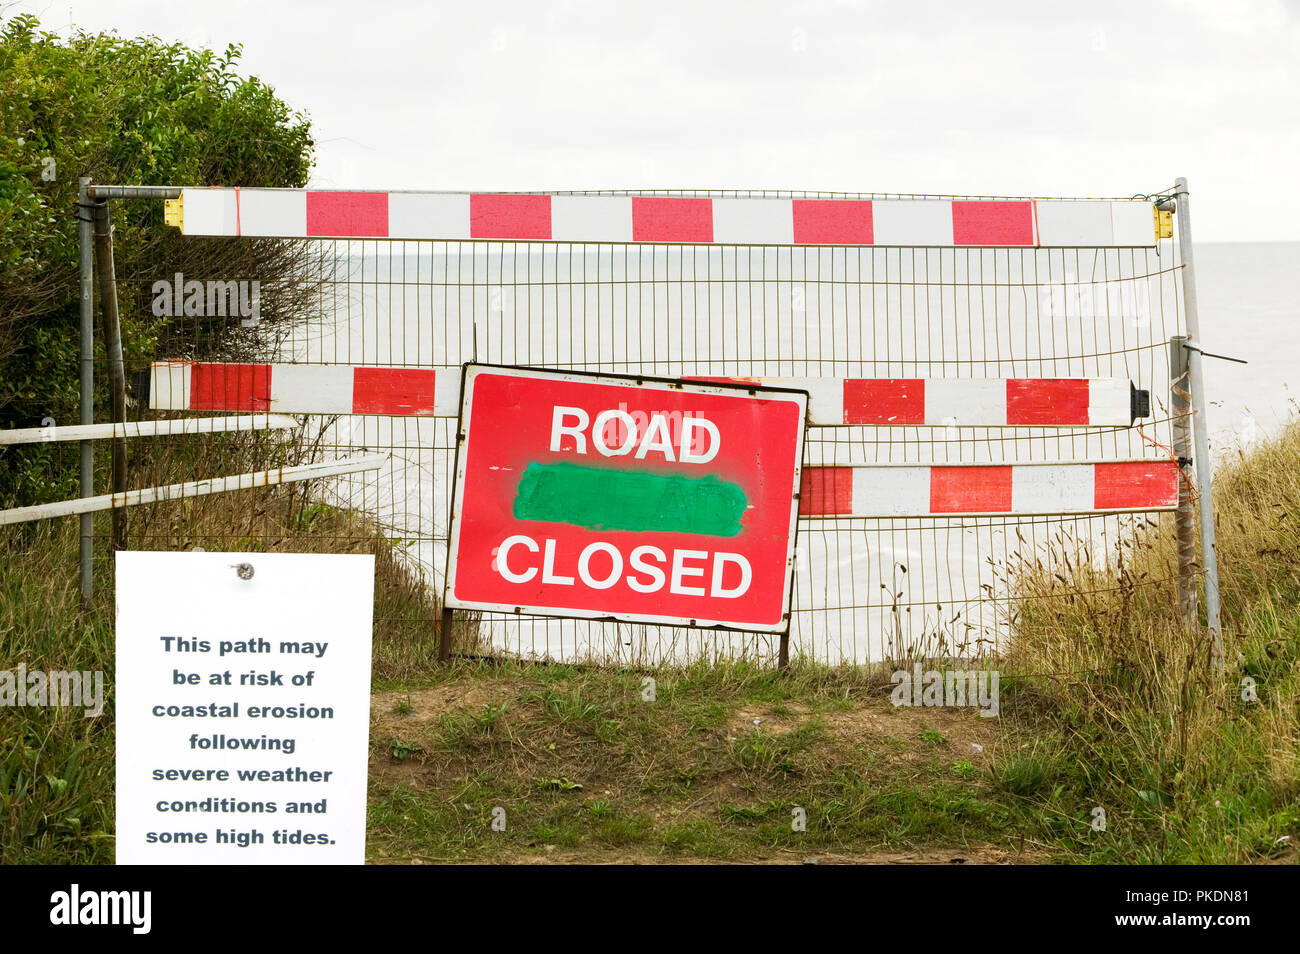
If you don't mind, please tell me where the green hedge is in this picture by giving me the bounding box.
[0,13,315,504]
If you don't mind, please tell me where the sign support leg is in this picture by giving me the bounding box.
[439,606,453,662]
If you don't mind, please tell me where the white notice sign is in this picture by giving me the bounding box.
[115,551,373,864]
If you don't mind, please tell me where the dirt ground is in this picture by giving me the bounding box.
[367,676,1037,864]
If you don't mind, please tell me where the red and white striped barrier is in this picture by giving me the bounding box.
[173,189,1157,248]
[689,375,1143,427]
[145,363,1147,427]
[146,361,459,417]
[798,461,1178,517]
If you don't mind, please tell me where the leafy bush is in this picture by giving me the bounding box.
[0,13,314,504]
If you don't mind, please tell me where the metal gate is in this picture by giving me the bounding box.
[81,184,1212,666]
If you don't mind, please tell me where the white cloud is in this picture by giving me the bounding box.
[10,0,1299,239]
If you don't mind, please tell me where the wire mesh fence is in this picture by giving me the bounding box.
[122,187,1187,667]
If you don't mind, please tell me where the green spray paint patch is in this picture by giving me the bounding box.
[513,462,747,537]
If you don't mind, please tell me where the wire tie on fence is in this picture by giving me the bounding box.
[1181,343,1248,365]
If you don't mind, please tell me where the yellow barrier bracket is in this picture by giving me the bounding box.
[163,195,183,231]
[1154,205,1173,239]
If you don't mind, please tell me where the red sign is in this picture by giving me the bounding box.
[444,366,808,632]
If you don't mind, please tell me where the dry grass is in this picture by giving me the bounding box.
[5,416,1298,863]
[999,417,1300,862]
[0,424,449,862]
[111,421,460,679]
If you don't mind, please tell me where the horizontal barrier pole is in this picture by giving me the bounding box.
[169,188,1159,248]
[798,460,1178,517]
[0,454,386,526]
[86,185,182,200]
[0,414,299,446]
[144,361,455,419]
[144,361,1149,427]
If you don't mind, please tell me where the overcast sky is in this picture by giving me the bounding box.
[11,0,1300,241]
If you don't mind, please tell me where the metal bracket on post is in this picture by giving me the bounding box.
[1173,178,1224,670]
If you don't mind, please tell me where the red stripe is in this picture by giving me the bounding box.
[306,192,389,237]
[842,379,925,425]
[189,363,271,412]
[1006,379,1090,426]
[680,375,762,386]
[951,201,1035,246]
[1093,461,1178,510]
[799,467,854,516]
[470,194,552,240]
[631,197,713,243]
[791,199,873,245]
[352,368,439,416]
[930,466,1013,513]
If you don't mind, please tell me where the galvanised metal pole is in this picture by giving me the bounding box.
[78,177,95,605]
[1172,177,1223,669]
[85,185,181,201]
[93,199,128,551]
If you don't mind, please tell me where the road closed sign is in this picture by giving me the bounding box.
[444,365,808,632]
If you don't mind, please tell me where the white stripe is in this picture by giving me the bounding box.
[179,188,238,236]
[1010,464,1094,514]
[871,200,954,246]
[149,362,192,411]
[0,414,297,446]
[797,377,845,423]
[237,189,306,238]
[712,198,794,245]
[1088,377,1131,426]
[851,465,931,517]
[551,196,632,242]
[1035,200,1113,247]
[272,364,353,414]
[925,378,1005,426]
[1110,201,1155,246]
[388,193,471,240]
[433,372,463,417]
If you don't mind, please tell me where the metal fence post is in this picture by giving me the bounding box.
[1172,177,1223,669]
[93,199,128,551]
[78,177,95,605]
[1169,335,1197,626]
